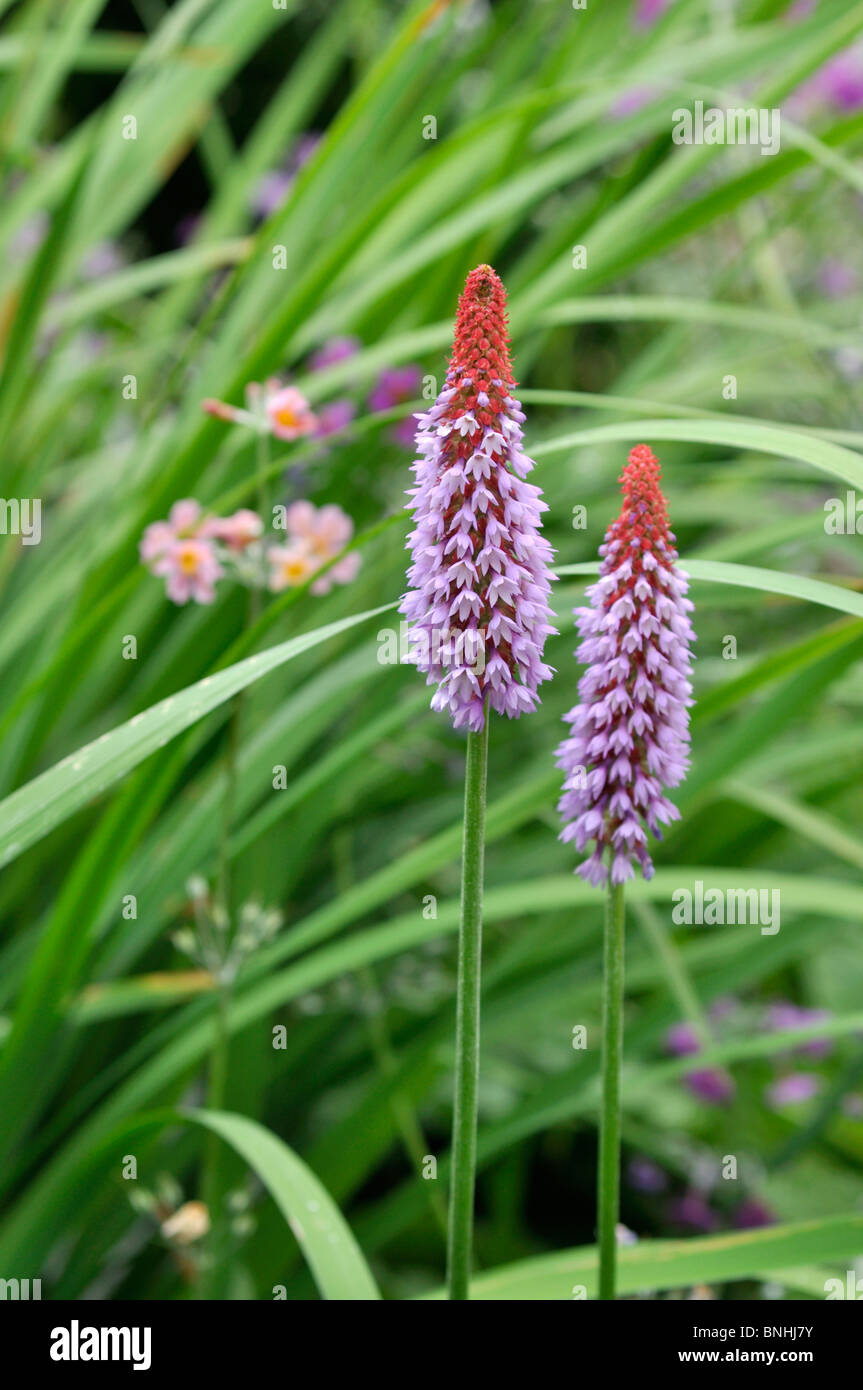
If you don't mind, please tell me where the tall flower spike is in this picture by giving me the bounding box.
[400,265,556,731]
[556,445,695,885]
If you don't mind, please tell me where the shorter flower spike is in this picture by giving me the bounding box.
[400,264,556,731]
[556,445,694,885]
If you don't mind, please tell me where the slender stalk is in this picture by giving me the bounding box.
[201,429,271,1295]
[597,877,625,1300]
[446,714,489,1301]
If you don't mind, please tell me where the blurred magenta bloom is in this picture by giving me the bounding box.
[766,1072,820,1108]
[314,399,356,438]
[633,0,670,28]
[684,1068,735,1106]
[627,1156,668,1193]
[611,87,655,119]
[251,134,320,219]
[665,1021,700,1057]
[309,336,362,371]
[369,365,422,412]
[369,365,423,447]
[668,1191,719,1233]
[733,1198,775,1230]
[795,42,863,112]
[816,259,858,298]
[767,1001,832,1058]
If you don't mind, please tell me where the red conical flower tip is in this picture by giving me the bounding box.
[450,265,515,422]
[612,444,671,556]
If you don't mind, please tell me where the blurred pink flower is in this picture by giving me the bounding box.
[267,544,317,592]
[285,500,352,552]
[139,499,203,563]
[201,509,263,551]
[202,397,243,426]
[268,501,361,594]
[153,538,223,605]
[265,384,318,441]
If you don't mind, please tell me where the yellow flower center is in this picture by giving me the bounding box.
[280,557,310,583]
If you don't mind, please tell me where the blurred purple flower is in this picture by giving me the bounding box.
[251,135,320,219]
[175,213,202,248]
[10,211,48,261]
[611,87,655,119]
[666,1021,701,1057]
[370,364,423,448]
[80,241,125,280]
[633,0,671,29]
[796,43,863,113]
[709,995,739,1021]
[684,1068,735,1106]
[767,1002,832,1058]
[369,365,422,413]
[765,1072,820,1108]
[309,336,362,372]
[627,1157,668,1193]
[733,1198,775,1230]
[816,259,858,298]
[668,1191,719,1233]
[314,399,356,438]
[390,414,421,447]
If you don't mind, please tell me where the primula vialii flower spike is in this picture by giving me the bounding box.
[556,445,695,886]
[400,264,556,731]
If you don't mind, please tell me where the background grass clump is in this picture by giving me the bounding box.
[0,0,862,1300]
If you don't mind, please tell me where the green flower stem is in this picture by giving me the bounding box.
[446,714,489,1301]
[597,877,625,1300]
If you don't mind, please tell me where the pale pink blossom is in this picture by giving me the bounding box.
[201,508,263,550]
[270,501,361,593]
[312,550,361,596]
[265,384,318,441]
[267,543,316,592]
[286,500,352,555]
[153,538,223,605]
[203,380,317,441]
[139,499,202,563]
